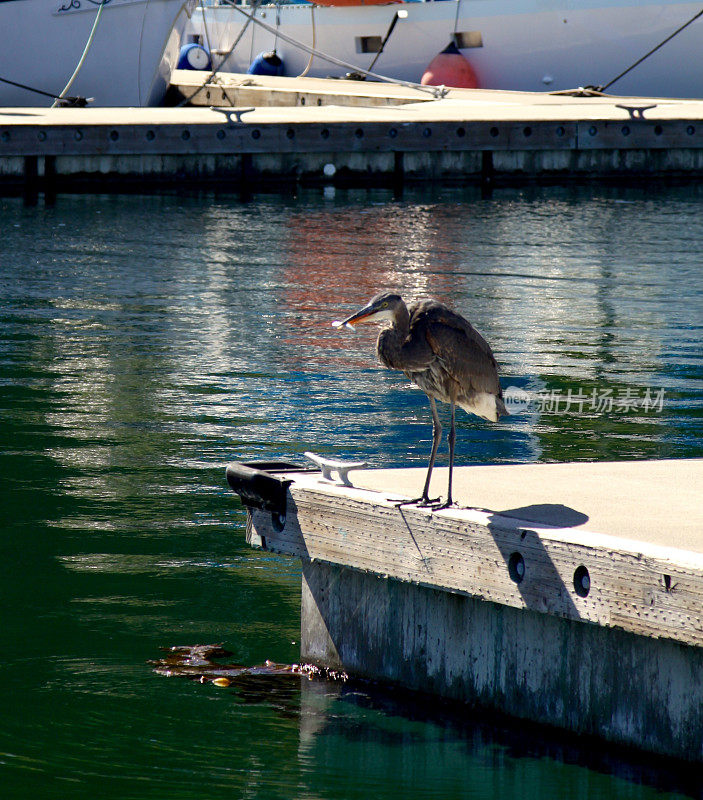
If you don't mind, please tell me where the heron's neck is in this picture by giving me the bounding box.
[377,304,410,369]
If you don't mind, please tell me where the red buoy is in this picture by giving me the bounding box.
[421,41,479,89]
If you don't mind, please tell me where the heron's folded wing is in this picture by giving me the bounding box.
[395,331,436,370]
[424,313,502,396]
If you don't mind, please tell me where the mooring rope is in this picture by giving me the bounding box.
[297,3,316,78]
[217,0,445,98]
[365,9,403,75]
[0,75,78,104]
[596,6,703,92]
[177,0,266,106]
[52,0,107,107]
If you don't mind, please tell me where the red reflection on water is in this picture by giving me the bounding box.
[277,205,462,368]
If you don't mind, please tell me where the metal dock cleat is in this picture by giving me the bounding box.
[304,452,367,486]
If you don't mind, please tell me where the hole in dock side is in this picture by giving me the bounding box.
[1,130,9,142]
[588,125,597,136]
[37,131,47,142]
[355,128,364,139]
[687,125,695,135]
[181,129,191,141]
[508,552,525,584]
[251,129,261,140]
[422,127,432,138]
[320,128,330,139]
[456,127,466,138]
[573,565,590,598]
[622,125,630,136]
[286,128,295,139]
[556,126,565,137]
[74,130,83,141]
[146,130,155,141]
[522,126,532,138]
[654,124,663,136]
[217,129,225,140]
[271,512,286,532]
[109,130,119,141]
[388,128,398,138]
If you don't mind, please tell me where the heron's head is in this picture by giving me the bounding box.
[333,292,404,329]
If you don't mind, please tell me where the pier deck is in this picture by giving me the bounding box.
[228,457,703,762]
[5,74,703,191]
[354,458,703,552]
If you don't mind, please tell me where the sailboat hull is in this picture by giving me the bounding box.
[188,1,703,98]
[0,0,192,107]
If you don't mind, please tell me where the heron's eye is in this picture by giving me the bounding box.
[381,302,388,308]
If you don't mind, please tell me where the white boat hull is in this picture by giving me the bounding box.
[1,0,192,107]
[188,0,703,98]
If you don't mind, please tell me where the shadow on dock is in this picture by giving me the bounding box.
[495,503,589,528]
[486,503,590,620]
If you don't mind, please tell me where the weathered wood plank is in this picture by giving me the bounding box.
[248,471,703,648]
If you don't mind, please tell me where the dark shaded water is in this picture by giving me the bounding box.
[1,185,701,799]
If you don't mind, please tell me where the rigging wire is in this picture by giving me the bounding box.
[453,0,462,36]
[198,0,215,56]
[274,0,281,54]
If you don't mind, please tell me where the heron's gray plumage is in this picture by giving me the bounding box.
[336,291,506,507]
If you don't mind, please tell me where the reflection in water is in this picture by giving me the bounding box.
[1,186,701,799]
[150,645,700,799]
[297,680,701,800]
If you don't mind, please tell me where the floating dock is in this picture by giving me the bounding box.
[5,72,703,194]
[227,458,703,763]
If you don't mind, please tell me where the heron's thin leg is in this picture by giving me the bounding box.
[427,399,456,511]
[396,395,442,507]
[445,400,456,506]
[420,395,442,502]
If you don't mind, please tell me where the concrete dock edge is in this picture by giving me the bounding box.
[301,558,703,763]
[231,459,703,763]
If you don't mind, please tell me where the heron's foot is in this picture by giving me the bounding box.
[428,498,455,511]
[395,496,441,509]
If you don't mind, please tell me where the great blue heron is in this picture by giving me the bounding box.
[334,291,506,508]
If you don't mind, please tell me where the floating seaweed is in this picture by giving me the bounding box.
[149,644,348,686]
[150,644,349,719]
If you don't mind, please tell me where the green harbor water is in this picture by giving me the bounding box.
[1,185,701,799]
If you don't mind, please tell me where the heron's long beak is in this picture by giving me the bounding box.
[332,302,379,329]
